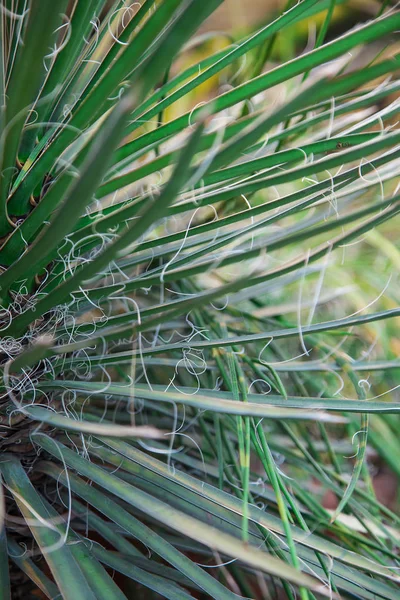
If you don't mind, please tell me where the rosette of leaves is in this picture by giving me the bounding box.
[0,0,400,598]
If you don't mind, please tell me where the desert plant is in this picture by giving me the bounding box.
[0,0,399,598]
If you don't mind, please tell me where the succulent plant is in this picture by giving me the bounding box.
[0,0,399,598]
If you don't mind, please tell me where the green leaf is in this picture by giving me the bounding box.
[123,0,322,135]
[0,0,68,214]
[35,0,104,124]
[5,117,206,334]
[21,405,164,437]
[93,437,400,583]
[0,92,137,299]
[115,11,400,163]
[39,378,400,416]
[92,545,196,600]
[37,491,129,600]
[5,0,222,220]
[7,537,59,599]
[0,480,11,600]
[0,455,97,600]
[37,439,333,595]
[37,460,243,599]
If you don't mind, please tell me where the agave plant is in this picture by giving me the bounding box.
[0,0,400,598]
